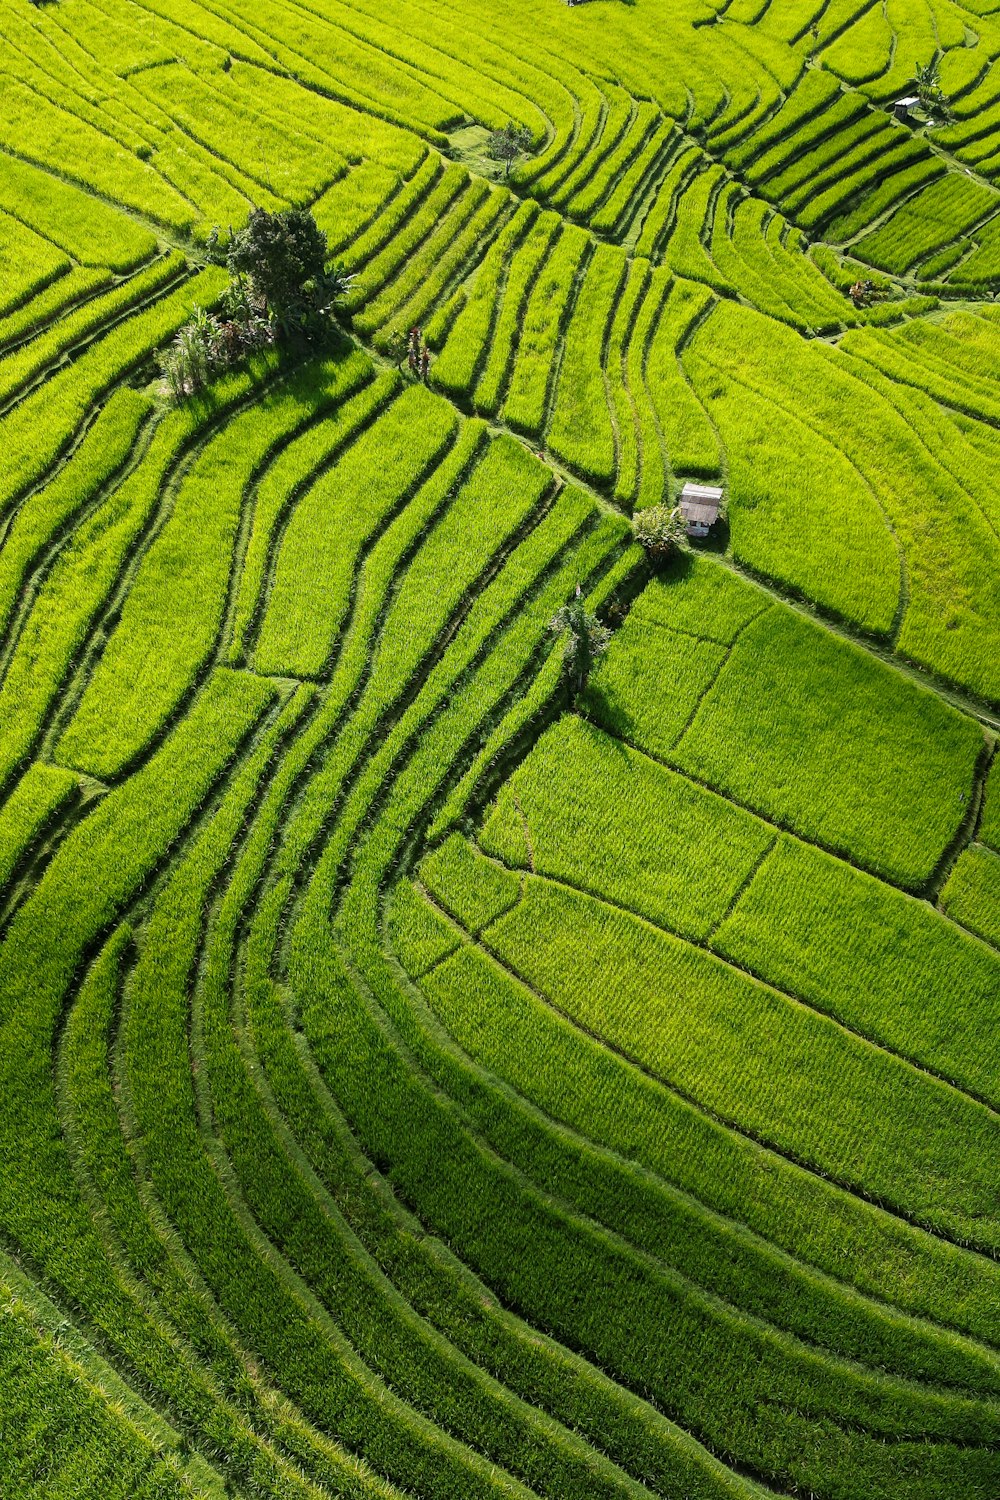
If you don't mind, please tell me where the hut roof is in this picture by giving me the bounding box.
[683,501,721,525]
[679,483,723,524]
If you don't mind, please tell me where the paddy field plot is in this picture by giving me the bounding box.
[1,0,1000,1496]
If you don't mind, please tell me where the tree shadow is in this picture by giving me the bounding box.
[577,679,635,752]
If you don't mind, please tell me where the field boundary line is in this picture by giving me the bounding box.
[470,898,1000,1266]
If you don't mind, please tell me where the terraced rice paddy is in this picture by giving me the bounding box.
[1,0,1000,1495]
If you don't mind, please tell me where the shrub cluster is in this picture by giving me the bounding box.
[161,207,353,399]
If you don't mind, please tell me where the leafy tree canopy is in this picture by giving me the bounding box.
[633,504,687,563]
[487,121,533,176]
[913,58,949,118]
[226,207,351,332]
[550,589,612,696]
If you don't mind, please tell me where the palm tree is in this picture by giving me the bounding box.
[549,586,612,696]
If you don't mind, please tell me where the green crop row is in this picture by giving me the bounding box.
[0,669,301,1489]
[0,252,187,410]
[548,85,635,213]
[591,122,678,239]
[521,73,607,198]
[940,842,1000,948]
[121,699,536,1500]
[634,555,771,642]
[705,88,781,157]
[820,4,893,86]
[185,749,661,1500]
[0,366,266,796]
[254,382,457,678]
[586,605,732,752]
[484,874,1000,1261]
[59,912,389,1500]
[606,258,651,506]
[362,432,551,707]
[716,833,1000,1101]
[761,215,846,328]
[221,643,746,1500]
[824,158,946,241]
[283,496,617,921]
[57,411,524,1488]
[306,917,785,1500]
[0,210,70,322]
[843,323,1000,425]
[191,0,457,143]
[585,558,981,887]
[0,268,113,357]
[406,842,1000,1402]
[622,267,670,508]
[0,266,228,526]
[662,167,733,296]
[852,173,997,274]
[949,212,1000,280]
[0,762,79,894]
[503,224,589,435]
[366,187,510,347]
[564,101,661,226]
[129,65,288,217]
[472,211,561,416]
[765,114,890,206]
[395,831,1000,1371]
[3,76,166,232]
[796,137,929,233]
[671,604,983,888]
[479,714,773,942]
[55,357,332,779]
[427,537,643,839]
[743,89,869,190]
[682,300,904,635]
[225,353,381,665]
[710,185,808,330]
[725,68,841,172]
[307,3,544,141]
[0,78,195,236]
[315,159,421,259]
[346,165,470,314]
[138,415,639,1494]
[646,277,722,479]
[353,174,492,332]
[828,339,1000,698]
[0,1278,213,1500]
[340,153,442,276]
[546,243,625,484]
[136,60,347,209]
[633,144,701,261]
[0,386,151,648]
[980,755,1000,848]
[430,201,539,397]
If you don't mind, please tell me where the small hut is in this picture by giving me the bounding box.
[894,96,920,121]
[679,483,723,539]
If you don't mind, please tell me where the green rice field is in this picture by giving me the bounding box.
[1,0,999,1494]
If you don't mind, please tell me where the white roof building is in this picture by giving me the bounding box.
[679,482,723,538]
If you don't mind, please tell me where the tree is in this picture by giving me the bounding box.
[549,586,612,697]
[226,206,352,334]
[384,328,408,370]
[914,58,949,119]
[159,311,213,397]
[487,121,533,178]
[632,504,687,564]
